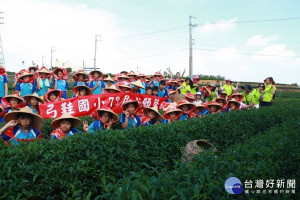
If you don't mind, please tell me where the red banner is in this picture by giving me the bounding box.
[39,93,167,119]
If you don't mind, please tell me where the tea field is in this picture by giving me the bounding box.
[0,92,299,199]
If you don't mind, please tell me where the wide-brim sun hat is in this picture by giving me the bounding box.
[122,99,139,110]
[127,71,137,77]
[185,93,195,101]
[208,82,216,88]
[164,106,182,116]
[207,101,223,110]
[97,107,119,123]
[28,66,39,72]
[4,106,44,129]
[73,71,90,81]
[73,85,93,96]
[231,92,244,99]
[105,84,120,92]
[143,106,163,121]
[228,98,241,108]
[103,76,114,83]
[3,93,24,103]
[168,89,176,95]
[194,102,206,112]
[215,97,227,106]
[19,71,35,80]
[117,74,130,80]
[24,93,45,104]
[131,80,145,89]
[89,70,103,77]
[177,100,196,111]
[38,67,51,74]
[51,112,82,129]
[137,73,146,78]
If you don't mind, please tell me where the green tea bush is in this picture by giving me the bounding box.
[0,100,299,199]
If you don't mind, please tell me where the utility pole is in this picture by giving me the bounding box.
[189,16,197,79]
[51,47,56,71]
[94,35,101,70]
[0,12,6,69]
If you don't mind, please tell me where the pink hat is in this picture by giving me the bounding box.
[193,75,199,80]
[226,78,232,82]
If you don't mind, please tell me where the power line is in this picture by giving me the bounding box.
[199,16,300,24]
[103,25,188,40]
[194,47,296,57]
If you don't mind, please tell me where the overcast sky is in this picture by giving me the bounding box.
[1,0,300,85]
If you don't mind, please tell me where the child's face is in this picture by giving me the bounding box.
[129,76,135,80]
[49,93,58,102]
[229,102,236,109]
[148,110,157,120]
[30,69,35,73]
[234,96,240,101]
[194,108,200,114]
[108,90,116,93]
[106,81,112,86]
[195,94,201,100]
[146,89,152,95]
[23,76,30,82]
[217,100,224,106]
[118,78,126,82]
[30,97,38,106]
[93,72,100,79]
[19,115,32,128]
[133,86,139,90]
[154,75,160,81]
[78,74,84,81]
[40,73,46,78]
[159,84,165,90]
[220,94,226,98]
[181,105,189,112]
[210,105,217,112]
[57,71,63,78]
[100,112,110,123]
[60,120,72,133]
[10,98,19,106]
[126,103,136,114]
[152,90,158,96]
[120,87,130,93]
[79,89,87,96]
[169,113,176,119]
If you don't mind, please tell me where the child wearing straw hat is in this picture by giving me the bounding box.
[215,97,228,112]
[88,70,105,95]
[102,75,115,88]
[85,107,119,132]
[104,84,121,93]
[44,89,64,103]
[28,66,39,74]
[190,102,206,118]
[136,74,147,94]
[50,113,83,140]
[127,71,137,83]
[24,93,45,114]
[51,67,69,99]
[206,101,223,114]
[185,92,195,103]
[36,66,51,97]
[15,71,37,98]
[117,81,132,93]
[151,72,163,87]
[227,98,241,111]
[72,85,93,97]
[120,99,142,129]
[162,106,182,123]
[0,65,8,103]
[1,92,26,114]
[131,79,145,94]
[0,106,44,145]
[230,92,249,109]
[142,106,163,126]
[73,70,89,87]
[177,100,196,121]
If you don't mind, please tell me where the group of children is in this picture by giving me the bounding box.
[0,65,276,145]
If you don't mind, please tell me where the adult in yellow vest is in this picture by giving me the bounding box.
[260,77,276,107]
[240,85,255,108]
[251,84,265,108]
[207,83,218,102]
[219,78,239,98]
[180,78,198,95]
